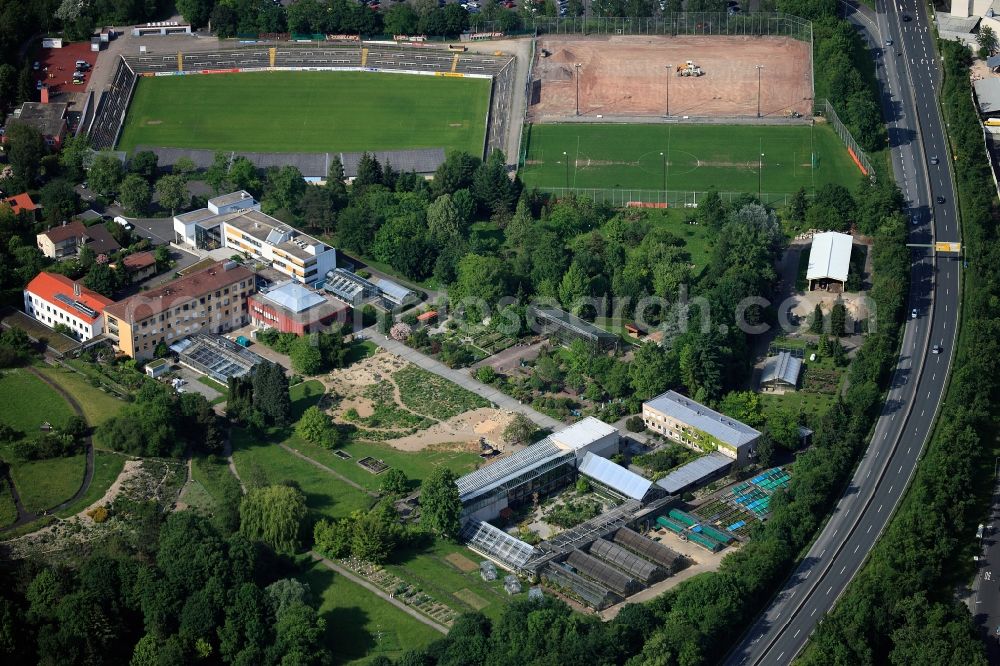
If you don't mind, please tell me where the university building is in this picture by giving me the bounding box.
[23,272,114,341]
[103,261,255,359]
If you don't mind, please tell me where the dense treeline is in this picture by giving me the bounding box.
[0,510,332,664]
[775,0,885,151]
[802,39,997,665]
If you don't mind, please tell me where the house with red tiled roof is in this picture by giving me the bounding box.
[3,193,37,216]
[114,251,157,282]
[23,272,115,341]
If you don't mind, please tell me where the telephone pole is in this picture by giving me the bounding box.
[575,63,582,116]
[665,64,672,116]
[756,64,764,118]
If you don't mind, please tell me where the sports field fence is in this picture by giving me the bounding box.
[533,186,802,208]
[816,98,876,181]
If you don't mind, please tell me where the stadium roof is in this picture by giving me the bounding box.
[975,78,1000,114]
[644,391,761,449]
[578,452,653,501]
[551,416,618,451]
[655,451,733,495]
[260,281,326,314]
[806,231,853,283]
[760,351,802,387]
[455,439,572,503]
[339,148,446,177]
[461,521,538,569]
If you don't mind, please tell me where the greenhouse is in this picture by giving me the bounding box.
[588,538,667,585]
[543,562,621,610]
[612,527,682,572]
[565,550,643,597]
[461,521,538,570]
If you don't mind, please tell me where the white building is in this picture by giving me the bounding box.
[806,231,853,291]
[23,272,114,341]
[173,191,336,284]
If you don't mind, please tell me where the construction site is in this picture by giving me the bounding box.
[528,34,813,120]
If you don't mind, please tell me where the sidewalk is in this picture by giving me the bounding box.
[365,329,563,432]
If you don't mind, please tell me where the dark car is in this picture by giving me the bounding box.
[902,14,912,22]
[936,196,946,204]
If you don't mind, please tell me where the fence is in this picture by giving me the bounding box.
[531,186,802,208]
[816,98,876,181]
[524,12,812,41]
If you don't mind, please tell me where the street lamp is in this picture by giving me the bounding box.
[665,64,672,116]
[563,151,569,189]
[660,152,666,199]
[758,138,764,199]
[575,63,582,116]
[755,64,764,118]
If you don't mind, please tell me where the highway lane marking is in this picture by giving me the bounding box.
[826,586,833,595]
[811,608,817,617]
[889,485,894,494]
[878,504,884,513]
[907,447,911,454]
[840,566,847,575]
[854,544,860,553]
[867,524,873,534]
[794,629,801,639]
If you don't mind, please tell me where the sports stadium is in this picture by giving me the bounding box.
[88,42,518,176]
[85,12,872,197]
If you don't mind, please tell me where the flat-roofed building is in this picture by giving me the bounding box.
[3,102,68,147]
[221,209,336,284]
[249,281,348,335]
[173,190,260,249]
[103,261,255,359]
[642,390,761,465]
[23,272,114,341]
[322,268,378,306]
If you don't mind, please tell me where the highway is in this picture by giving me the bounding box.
[725,1,962,663]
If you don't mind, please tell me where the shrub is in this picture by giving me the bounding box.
[625,415,645,432]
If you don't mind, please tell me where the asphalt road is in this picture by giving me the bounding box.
[725,1,962,663]
[973,462,1000,659]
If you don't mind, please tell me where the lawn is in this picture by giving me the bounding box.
[0,478,16,528]
[231,380,374,520]
[6,454,86,514]
[35,365,126,427]
[385,539,513,621]
[519,122,863,195]
[287,438,481,493]
[393,366,490,420]
[300,561,442,665]
[119,71,492,155]
[55,451,127,518]
[0,368,74,433]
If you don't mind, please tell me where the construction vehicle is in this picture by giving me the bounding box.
[676,60,704,77]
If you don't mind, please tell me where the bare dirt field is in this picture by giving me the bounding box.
[529,35,812,120]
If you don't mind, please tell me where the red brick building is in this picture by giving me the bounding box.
[249,282,347,335]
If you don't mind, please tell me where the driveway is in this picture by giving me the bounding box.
[365,328,563,431]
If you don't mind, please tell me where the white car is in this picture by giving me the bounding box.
[911,308,918,319]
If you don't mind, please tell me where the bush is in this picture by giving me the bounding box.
[625,415,645,432]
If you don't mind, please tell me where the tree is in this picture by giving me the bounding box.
[979,24,998,55]
[354,153,383,193]
[290,337,324,375]
[173,156,197,179]
[629,343,677,401]
[351,500,403,563]
[120,174,152,216]
[503,413,535,445]
[420,467,462,538]
[84,262,119,298]
[264,165,306,214]
[39,179,78,224]
[719,391,765,428]
[427,193,463,243]
[88,154,125,197]
[830,301,847,337]
[296,406,340,448]
[810,303,824,334]
[228,157,261,195]
[625,415,645,432]
[155,174,188,214]
[313,518,355,559]
[128,150,159,182]
[384,3,419,34]
[5,123,46,189]
[252,360,291,426]
[380,468,409,495]
[177,0,215,27]
[239,485,308,554]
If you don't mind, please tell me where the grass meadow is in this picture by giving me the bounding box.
[119,71,491,155]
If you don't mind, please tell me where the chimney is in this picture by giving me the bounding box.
[73,282,80,297]
[40,86,49,104]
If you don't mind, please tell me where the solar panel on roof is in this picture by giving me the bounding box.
[53,292,99,318]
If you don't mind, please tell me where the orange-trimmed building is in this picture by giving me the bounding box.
[23,272,114,341]
[4,192,38,216]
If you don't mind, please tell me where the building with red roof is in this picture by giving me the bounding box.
[114,251,157,282]
[23,272,115,341]
[4,193,37,216]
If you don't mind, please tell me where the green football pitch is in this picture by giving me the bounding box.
[118,71,492,155]
[519,123,863,195]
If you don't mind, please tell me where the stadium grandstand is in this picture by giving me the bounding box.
[87,44,517,156]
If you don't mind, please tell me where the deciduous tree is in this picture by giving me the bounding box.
[239,484,308,554]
